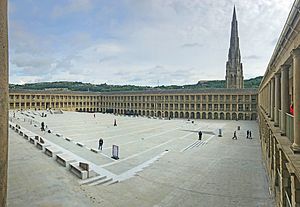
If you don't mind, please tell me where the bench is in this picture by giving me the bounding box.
[76,142,85,147]
[36,141,50,151]
[56,153,76,168]
[19,130,24,136]
[29,137,37,145]
[65,137,72,142]
[90,148,100,153]
[44,146,62,158]
[69,162,97,180]
[24,133,34,140]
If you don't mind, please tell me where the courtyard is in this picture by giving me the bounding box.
[7,110,274,207]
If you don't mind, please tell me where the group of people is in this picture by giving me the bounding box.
[246,130,252,139]
[232,130,253,140]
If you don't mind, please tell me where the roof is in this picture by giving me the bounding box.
[9,88,258,96]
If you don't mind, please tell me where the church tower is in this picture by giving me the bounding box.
[225,6,244,89]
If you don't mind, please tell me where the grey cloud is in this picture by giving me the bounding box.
[244,55,261,60]
[180,43,203,48]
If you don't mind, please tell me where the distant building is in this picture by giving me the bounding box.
[225,6,244,89]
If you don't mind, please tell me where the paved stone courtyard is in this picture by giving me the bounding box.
[7,110,274,207]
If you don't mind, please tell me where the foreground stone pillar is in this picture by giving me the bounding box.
[291,174,300,207]
[270,78,275,121]
[279,149,289,206]
[274,73,280,126]
[292,48,300,152]
[0,0,8,206]
[281,65,290,135]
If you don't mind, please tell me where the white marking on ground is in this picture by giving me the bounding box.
[100,131,196,167]
[99,127,182,149]
[180,134,215,152]
[115,150,169,182]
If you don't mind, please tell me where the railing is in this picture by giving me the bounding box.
[286,113,294,143]
[285,190,292,207]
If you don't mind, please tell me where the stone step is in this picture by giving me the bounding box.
[78,175,107,185]
[88,177,113,186]
[103,180,119,186]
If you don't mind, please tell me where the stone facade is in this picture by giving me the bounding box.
[225,6,244,89]
[9,89,258,121]
[258,0,300,206]
[100,89,257,120]
[9,90,100,112]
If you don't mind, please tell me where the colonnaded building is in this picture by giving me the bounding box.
[8,7,258,121]
[258,0,300,206]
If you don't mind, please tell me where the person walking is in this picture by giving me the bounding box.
[232,131,237,140]
[98,138,103,150]
[249,131,252,139]
[246,130,249,139]
[198,131,202,140]
[41,122,45,131]
[114,119,117,126]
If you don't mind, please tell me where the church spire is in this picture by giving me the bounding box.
[225,6,244,89]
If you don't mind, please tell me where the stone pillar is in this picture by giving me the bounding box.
[279,149,289,206]
[267,81,272,118]
[0,0,8,206]
[270,78,275,121]
[281,65,290,135]
[292,48,300,152]
[274,73,280,126]
[291,174,300,207]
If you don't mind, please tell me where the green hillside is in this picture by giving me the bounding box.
[9,76,262,92]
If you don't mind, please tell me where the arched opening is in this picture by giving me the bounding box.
[185,112,189,119]
[251,113,257,120]
[190,112,195,119]
[157,111,162,117]
[175,112,179,118]
[238,113,244,120]
[202,112,206,119]
[196,112,200,119]
[180,112,184,118]
[150,111,154,117]
[170,111,174,118]
[220,112,224,120]
[208,112,212,119]
[214,112,218,119]
[165,111,169,118]
[232,113,237,120]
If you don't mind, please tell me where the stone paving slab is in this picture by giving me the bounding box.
[8,110,274,207]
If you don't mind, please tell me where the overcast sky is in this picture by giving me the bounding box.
[9,0,294,86]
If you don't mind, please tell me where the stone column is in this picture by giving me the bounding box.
[279,149,289,206]
[281,65,290,135]
[291,174,300,207]
[274,73,281,126]
[270,78,275,121]
[0,0,8,206]
[292,48,300,152]
[267,81,272,118]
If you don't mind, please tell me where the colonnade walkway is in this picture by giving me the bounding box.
[7,111,274,206]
